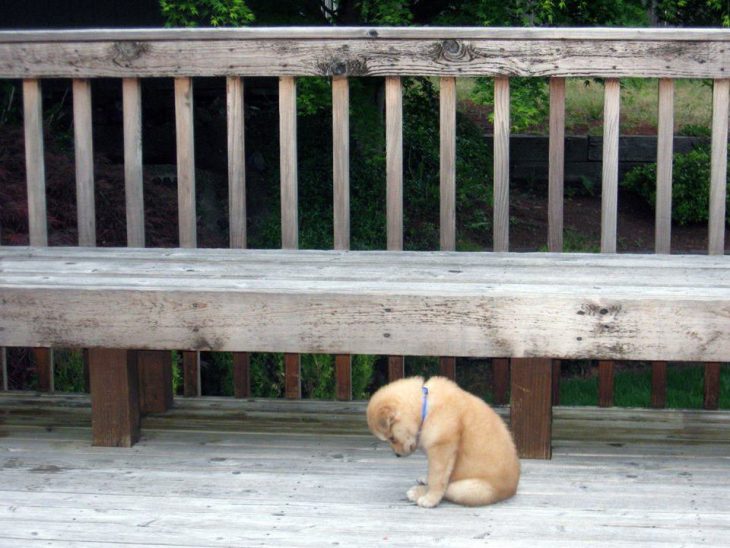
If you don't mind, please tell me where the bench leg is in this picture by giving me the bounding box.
[285,353,301,399]
[233,352,251,398]
[510,358,552,459]
[33,347,53,392]
[137,350,173,414]
[388,356,404,382]
[439,357,456,381]
[335,354,352,401]
[88,349,140,447]
[183,350,201,397]
[492,358,510,406]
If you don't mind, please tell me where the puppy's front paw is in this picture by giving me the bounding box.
[417,492,442,508]
[417,476,427,486]
[406,485,427,502]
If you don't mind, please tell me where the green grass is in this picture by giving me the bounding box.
[560,364,730,408]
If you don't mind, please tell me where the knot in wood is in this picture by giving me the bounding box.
[110,42,148,66]
[435,40,474,63]
[317,58,368,76]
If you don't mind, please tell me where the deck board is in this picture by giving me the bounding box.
[1,394,729,546]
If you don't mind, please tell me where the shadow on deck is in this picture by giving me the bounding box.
[1,393,729,546]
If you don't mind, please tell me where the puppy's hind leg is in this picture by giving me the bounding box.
[444,479,511,507]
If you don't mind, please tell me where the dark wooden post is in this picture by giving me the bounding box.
[233,352,251,399]
[510,358,552,459]
[492,358,510,405]
[704,362,721,410]
[388,356,404,382]
[88,349,140,447]
[335,354,352,401]
[183,351,201,397]
[439,357,456,381]
[651,361,667,408]
[285,353,301,399]
[598,360,614,407]
[33,348,53,392]
[137,350,173,414]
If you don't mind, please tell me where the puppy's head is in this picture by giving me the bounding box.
[367,379,421,457]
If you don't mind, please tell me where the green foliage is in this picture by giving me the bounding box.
[679,124,711,137]
[471,77,549,133]
[53,350,86,393]
[160,0,254,27]
[656,0,730,27]
[622,144,730,226]
[360,0,414,24]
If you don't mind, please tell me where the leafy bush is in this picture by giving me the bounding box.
[471,77,549,133]
[622,144,730,226]
[160,0,254,27]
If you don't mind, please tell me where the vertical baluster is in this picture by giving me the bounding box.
[651,79,675,408]
[175,77,201,396]
[386,76,405,382]
[548,77,566,404]
[439,77,457,381]
[332,75,352,400]
[73,79,96,246]
[280,76,301,399]
[23,79,53,392]
[227,76,251,399]
[124,78,174,410]
[598,360,614,407]
[709,79,729,255]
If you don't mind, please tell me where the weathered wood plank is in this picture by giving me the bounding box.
[493,76,510,252]
[439,77,456,252]
[232,352,250,399]
[226,76,246,250]
[174,77,197,249]
[88,348,140,447]
[601,79,620,254]
[72,78,96,247]
[386,76,403,252]
[122,78,145,248]
[651,361,667,409]
[279,76,298,250]
[709,79,729,256]
[655,79,673,254]
[2,32,730,79]
[598,360,614,407]
[511,357,552,459]
[548,77,565,252]
[1,248,729,361]
[23,78,47,247]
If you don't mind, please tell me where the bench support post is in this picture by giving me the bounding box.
[233,352,251,398]
[510,358,552,459]
[492,358,510,406]
[89,349,140,447]
[137,350,173,414]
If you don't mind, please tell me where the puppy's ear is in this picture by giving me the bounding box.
[377,405,399,431]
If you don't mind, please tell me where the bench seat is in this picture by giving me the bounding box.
[1,246,728,362]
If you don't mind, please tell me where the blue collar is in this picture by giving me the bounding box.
[421,385,429,423]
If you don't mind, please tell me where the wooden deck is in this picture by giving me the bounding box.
[1,393,729,547]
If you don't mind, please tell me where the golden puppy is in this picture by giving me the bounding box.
[367,376,520,508]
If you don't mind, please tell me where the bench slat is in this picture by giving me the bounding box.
[655,79,674,255]
[493,76,510,252]
[1,249,727,362]
[122,78,145,248]
[72,79,96,247]
[23,79,48,247]
[386,76,403,252]
[709,79,729,256]
[548,77,565,253]
[601,79,620,254]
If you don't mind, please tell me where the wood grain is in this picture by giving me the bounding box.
[174,77,197,249]
[335,354,352,401]
[227,76,246,250]
[510,357,552,459]
[122,78,145,247]
[332,76,350,251]
[23,79,47,247]
[386,76,403,252]
[72,78,95,247]
[279,76,298,250]
[709,79,729,256]
[183,351,201,398]
[548,77,565,252]
[493,76,510,252]
[601,79,620,254]
[1,248,729,362]
[88,348,140,447]
[284,353,301,400]
[655,79,674,254]
[3,33,729,79]
[32,348,53,393]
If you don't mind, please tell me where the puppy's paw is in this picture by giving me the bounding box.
[417,476,427,486]
[406,485,427,502]
[417,493,442,508]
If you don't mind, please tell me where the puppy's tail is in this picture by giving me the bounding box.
[444,479,515,507]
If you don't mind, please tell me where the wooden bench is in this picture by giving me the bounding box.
[0,27,728,459]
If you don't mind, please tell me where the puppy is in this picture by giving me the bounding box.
[367,376,520,508]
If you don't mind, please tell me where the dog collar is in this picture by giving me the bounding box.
[417,385,429,445]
